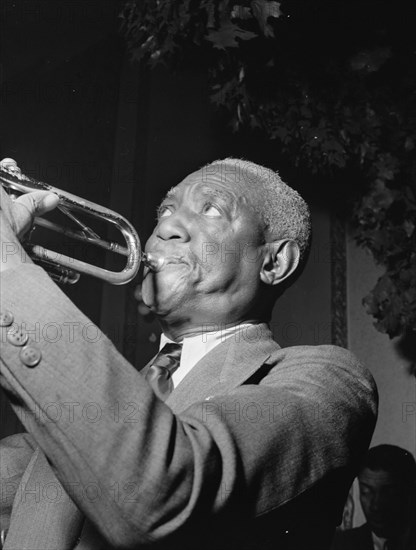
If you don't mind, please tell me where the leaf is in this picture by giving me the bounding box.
[364,180,396,212]
[403,220,415,237]
[251,0,281,37]
[205,23,258,49]
[231,5,252,19]
[349,47,392,73]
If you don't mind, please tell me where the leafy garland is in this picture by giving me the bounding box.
[120,0,416,338]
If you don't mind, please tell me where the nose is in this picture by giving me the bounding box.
[156,211,190,242]
[369,497,378,513]
[369,493,385,514]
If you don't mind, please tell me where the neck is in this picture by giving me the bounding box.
[157,296,274,342]
[159,318,265,342]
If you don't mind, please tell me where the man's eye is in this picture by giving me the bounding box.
[157,205,173,219]
[202,203,222,217]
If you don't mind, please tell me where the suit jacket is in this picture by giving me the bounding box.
[331,524,374,550]
[0,264,378,549]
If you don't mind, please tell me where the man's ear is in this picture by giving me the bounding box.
[260,239,300,286]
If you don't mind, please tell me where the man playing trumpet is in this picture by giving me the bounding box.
[0,158,377,549]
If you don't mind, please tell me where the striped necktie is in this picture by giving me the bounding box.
[145,343,183,401]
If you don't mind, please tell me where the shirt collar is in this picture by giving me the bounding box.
[160,322,261,387]
[371,531,389,550]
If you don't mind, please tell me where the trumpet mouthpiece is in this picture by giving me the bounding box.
[141,252,164,272]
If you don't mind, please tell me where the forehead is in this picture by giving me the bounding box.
[358,468,399,488]
[164,169,254,205]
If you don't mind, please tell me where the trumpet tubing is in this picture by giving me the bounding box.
[0,158,143,285]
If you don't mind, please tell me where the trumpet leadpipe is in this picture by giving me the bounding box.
[34,217,130,256]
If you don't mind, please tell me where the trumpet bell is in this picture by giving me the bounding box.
[0,158,142,285]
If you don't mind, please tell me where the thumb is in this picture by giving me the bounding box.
[13,191,59,237]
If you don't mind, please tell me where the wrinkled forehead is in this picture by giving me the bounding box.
[164,166,262,209]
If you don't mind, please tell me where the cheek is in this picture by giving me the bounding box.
[360,495,370,511]
[360,493,375,516]
[200,241,257,272]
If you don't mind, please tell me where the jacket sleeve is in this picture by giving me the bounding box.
[0,264,377,548]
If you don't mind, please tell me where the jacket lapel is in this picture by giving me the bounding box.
[166,324,279,413]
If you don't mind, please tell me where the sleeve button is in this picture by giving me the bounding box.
[0,311,14,327]
[7,328,29,346]
[19,346,42,367]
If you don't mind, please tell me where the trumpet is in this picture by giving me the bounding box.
[0,159,162,284]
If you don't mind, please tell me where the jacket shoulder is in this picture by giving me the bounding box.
[268,344,376,393]
[273,343,361,365]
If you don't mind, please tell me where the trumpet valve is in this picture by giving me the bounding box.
[0,158,22,177]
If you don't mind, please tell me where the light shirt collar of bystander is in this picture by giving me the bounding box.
[371,531,389,550]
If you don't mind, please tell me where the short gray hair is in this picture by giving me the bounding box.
[203,158,311,263]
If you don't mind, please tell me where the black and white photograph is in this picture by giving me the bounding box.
[1,1,415,548]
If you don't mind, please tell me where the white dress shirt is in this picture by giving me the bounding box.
[159,322,259,388]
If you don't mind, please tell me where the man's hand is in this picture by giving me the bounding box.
[0,185,59,272]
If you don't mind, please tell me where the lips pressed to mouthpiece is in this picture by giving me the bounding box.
[141,252,165,271]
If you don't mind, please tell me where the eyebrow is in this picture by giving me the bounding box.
[199,185,237,205]
[163,187,177,201]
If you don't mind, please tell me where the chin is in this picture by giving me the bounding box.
[368,521,391,538]
[141,274,187,316]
